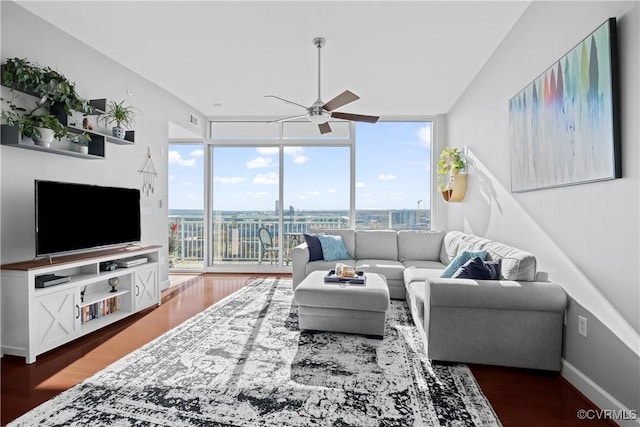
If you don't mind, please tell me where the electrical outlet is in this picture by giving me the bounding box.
[578,315,587,338]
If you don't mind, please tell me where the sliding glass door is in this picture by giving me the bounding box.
[283,146,351,264]
[210,146,281,267]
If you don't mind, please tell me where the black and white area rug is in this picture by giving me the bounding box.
[10,278,501,426]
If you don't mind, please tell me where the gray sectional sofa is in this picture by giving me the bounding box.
[291,229,568,371]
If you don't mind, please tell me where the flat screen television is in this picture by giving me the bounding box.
[35,180,141,256]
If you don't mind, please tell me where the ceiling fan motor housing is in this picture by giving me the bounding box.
[265,36,379,133]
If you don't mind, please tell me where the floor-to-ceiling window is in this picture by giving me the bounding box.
[355,121,432,230]
[169,119,432,272]
[168,143,205,271]
[207,121,352,271]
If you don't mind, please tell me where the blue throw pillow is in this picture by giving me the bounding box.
[441,250,487,278]
[451,257,495,279]
[317,234,350,261]
[303,233,324,262]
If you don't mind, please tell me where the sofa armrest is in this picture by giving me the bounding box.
[425,278,567,312]
[291,242,310,289]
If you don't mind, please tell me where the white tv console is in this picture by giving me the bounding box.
[1,245,161,364]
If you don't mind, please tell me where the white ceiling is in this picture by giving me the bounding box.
[17,1,530,119]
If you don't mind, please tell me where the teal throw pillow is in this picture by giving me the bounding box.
[441,250,487,278]
[317,234,351,261]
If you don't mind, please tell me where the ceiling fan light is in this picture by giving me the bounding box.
[308,113,329,124]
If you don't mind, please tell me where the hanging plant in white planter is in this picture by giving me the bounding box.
[437,147,467,202]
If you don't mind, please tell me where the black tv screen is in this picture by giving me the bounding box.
[35,180,141,256]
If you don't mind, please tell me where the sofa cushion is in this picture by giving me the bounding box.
[402,260,447,270]
[317,234,351,261]
[303,233,324,261]
[441,250,487,278]
[310,229,355,259]
[355,259,405,281]
[355,230,398,260]
[404,266,444,286]
[397,230,445,262]
[485,241,537,281]
[452,257,501,280]
[443,231,492,263]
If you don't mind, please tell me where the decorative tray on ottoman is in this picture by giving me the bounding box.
[324,269,366,285]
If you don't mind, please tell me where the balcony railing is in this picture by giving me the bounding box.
[168,210,430,269]
[168,214,348,268]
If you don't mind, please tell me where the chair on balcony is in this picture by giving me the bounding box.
[258,227,279,264]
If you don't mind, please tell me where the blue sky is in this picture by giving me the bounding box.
[168,121,431,212]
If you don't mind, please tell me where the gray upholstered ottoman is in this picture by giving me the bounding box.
[294,270,390,337]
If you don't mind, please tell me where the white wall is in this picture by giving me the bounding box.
[0,2,206,287]
[442,1,639,413]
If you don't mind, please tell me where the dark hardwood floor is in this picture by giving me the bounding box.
[1,274,612,426]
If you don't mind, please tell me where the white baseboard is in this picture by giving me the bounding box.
[562,359,640,426]
[159,279,170,291]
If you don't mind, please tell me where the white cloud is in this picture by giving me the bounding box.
[168,150,196,166]
[284,146,303,156]
[190,149,204,157]
[417,125,431,148]
[306,190,320,196]
[253,147,310,164]
[257,147,278,155]
[356,182,366,187]
[326,188,337,193]
[213,176,247,184]
[253,172,279,184]
[247,157,274,169]
[168,174,176,181]
[378,174,398,181]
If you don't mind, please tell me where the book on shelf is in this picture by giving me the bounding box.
[81,295,120,324]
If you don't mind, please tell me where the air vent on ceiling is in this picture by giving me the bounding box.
[189,113,200,128]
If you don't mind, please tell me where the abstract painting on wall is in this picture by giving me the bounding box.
[509,18,621,192]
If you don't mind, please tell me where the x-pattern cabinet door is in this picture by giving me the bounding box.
[134,265,158,311]
[34,287,80,355]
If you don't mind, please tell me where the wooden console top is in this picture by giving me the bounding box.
[1,245,161,271]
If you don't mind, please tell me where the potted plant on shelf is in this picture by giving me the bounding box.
[1,57,94,116]
[1,101,66,147]
[1,57,94,148]
[68,132,91,154]
[105,100,139,139]
[437,147,466,199]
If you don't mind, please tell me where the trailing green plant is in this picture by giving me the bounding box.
[1,99,66,140]
[437,147,466,191]
[105,100,140,129]
[1,57,93,115]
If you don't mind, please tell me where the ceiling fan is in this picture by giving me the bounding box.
[265,37,379,134]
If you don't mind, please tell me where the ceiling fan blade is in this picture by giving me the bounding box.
[268,114,308,124]
[331,111,379,123]
[323,90,359,111]
[264,95,308,110]
[318,122,332,134]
